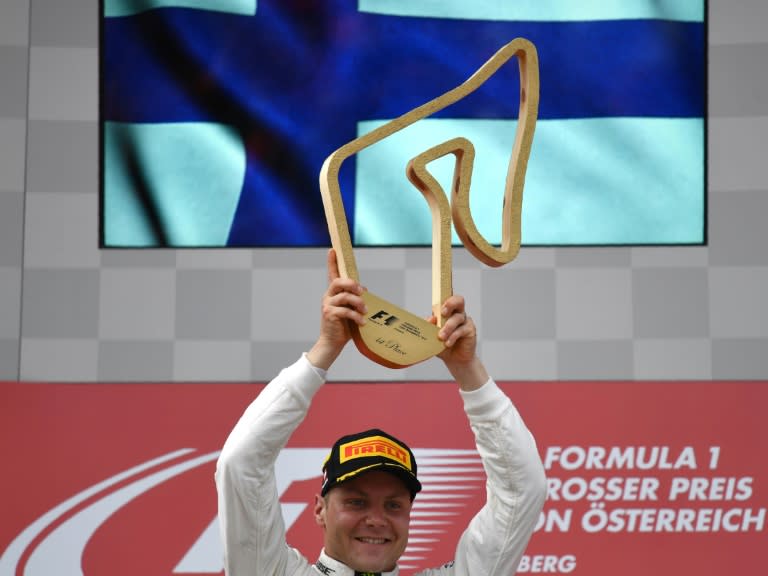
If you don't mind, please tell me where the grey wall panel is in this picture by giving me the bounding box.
[0,46,28,117]
[5,0,767,381]
[0,0,28,379]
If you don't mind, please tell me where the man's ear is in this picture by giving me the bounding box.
[314,494,327,527]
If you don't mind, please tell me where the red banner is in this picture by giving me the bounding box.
[1,380,765,575]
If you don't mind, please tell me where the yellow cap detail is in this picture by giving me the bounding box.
[339,435,412,470]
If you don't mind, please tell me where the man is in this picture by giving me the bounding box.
[216,249,546,575]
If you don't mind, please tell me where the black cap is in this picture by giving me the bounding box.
[321,429,422,499]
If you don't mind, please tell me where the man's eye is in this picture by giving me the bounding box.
[346,499,365,508]
[386,501,403,511]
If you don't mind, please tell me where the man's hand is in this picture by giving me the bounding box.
[431,295,489,391]
[307,249,367,370]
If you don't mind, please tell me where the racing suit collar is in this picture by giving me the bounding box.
[315,549,399,576]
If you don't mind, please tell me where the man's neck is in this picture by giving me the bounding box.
[315,549,399,576]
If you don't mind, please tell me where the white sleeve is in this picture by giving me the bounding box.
[421,379,546,576]
[215,355,325,576]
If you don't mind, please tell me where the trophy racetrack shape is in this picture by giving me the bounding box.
[320,38,540,368]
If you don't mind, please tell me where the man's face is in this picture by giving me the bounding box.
[314,470,413,572]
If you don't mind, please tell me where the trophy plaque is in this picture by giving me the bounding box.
[319,38,540,368]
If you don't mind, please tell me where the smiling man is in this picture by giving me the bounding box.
[216,250,546,575]
[314,430,420,574]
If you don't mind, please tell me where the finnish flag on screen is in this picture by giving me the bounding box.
[102,0,705,247]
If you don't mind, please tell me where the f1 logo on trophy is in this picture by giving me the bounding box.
[320,38,540,368]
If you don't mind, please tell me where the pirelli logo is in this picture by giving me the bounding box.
[340,435,412,470]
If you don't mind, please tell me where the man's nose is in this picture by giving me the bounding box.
[365,505,387,526]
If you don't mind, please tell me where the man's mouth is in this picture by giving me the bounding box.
[356,537,389,545]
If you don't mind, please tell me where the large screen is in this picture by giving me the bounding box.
[100,1,706,248]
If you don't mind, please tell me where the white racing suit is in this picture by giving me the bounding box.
[216,355,546,575]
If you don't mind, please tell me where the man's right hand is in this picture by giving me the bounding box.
[307,249,367,370]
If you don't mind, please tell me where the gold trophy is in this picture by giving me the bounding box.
[320,38,540,368]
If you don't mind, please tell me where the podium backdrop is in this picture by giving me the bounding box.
[2,379,765,575]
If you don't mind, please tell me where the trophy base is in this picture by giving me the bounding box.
[352,291,445,369]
